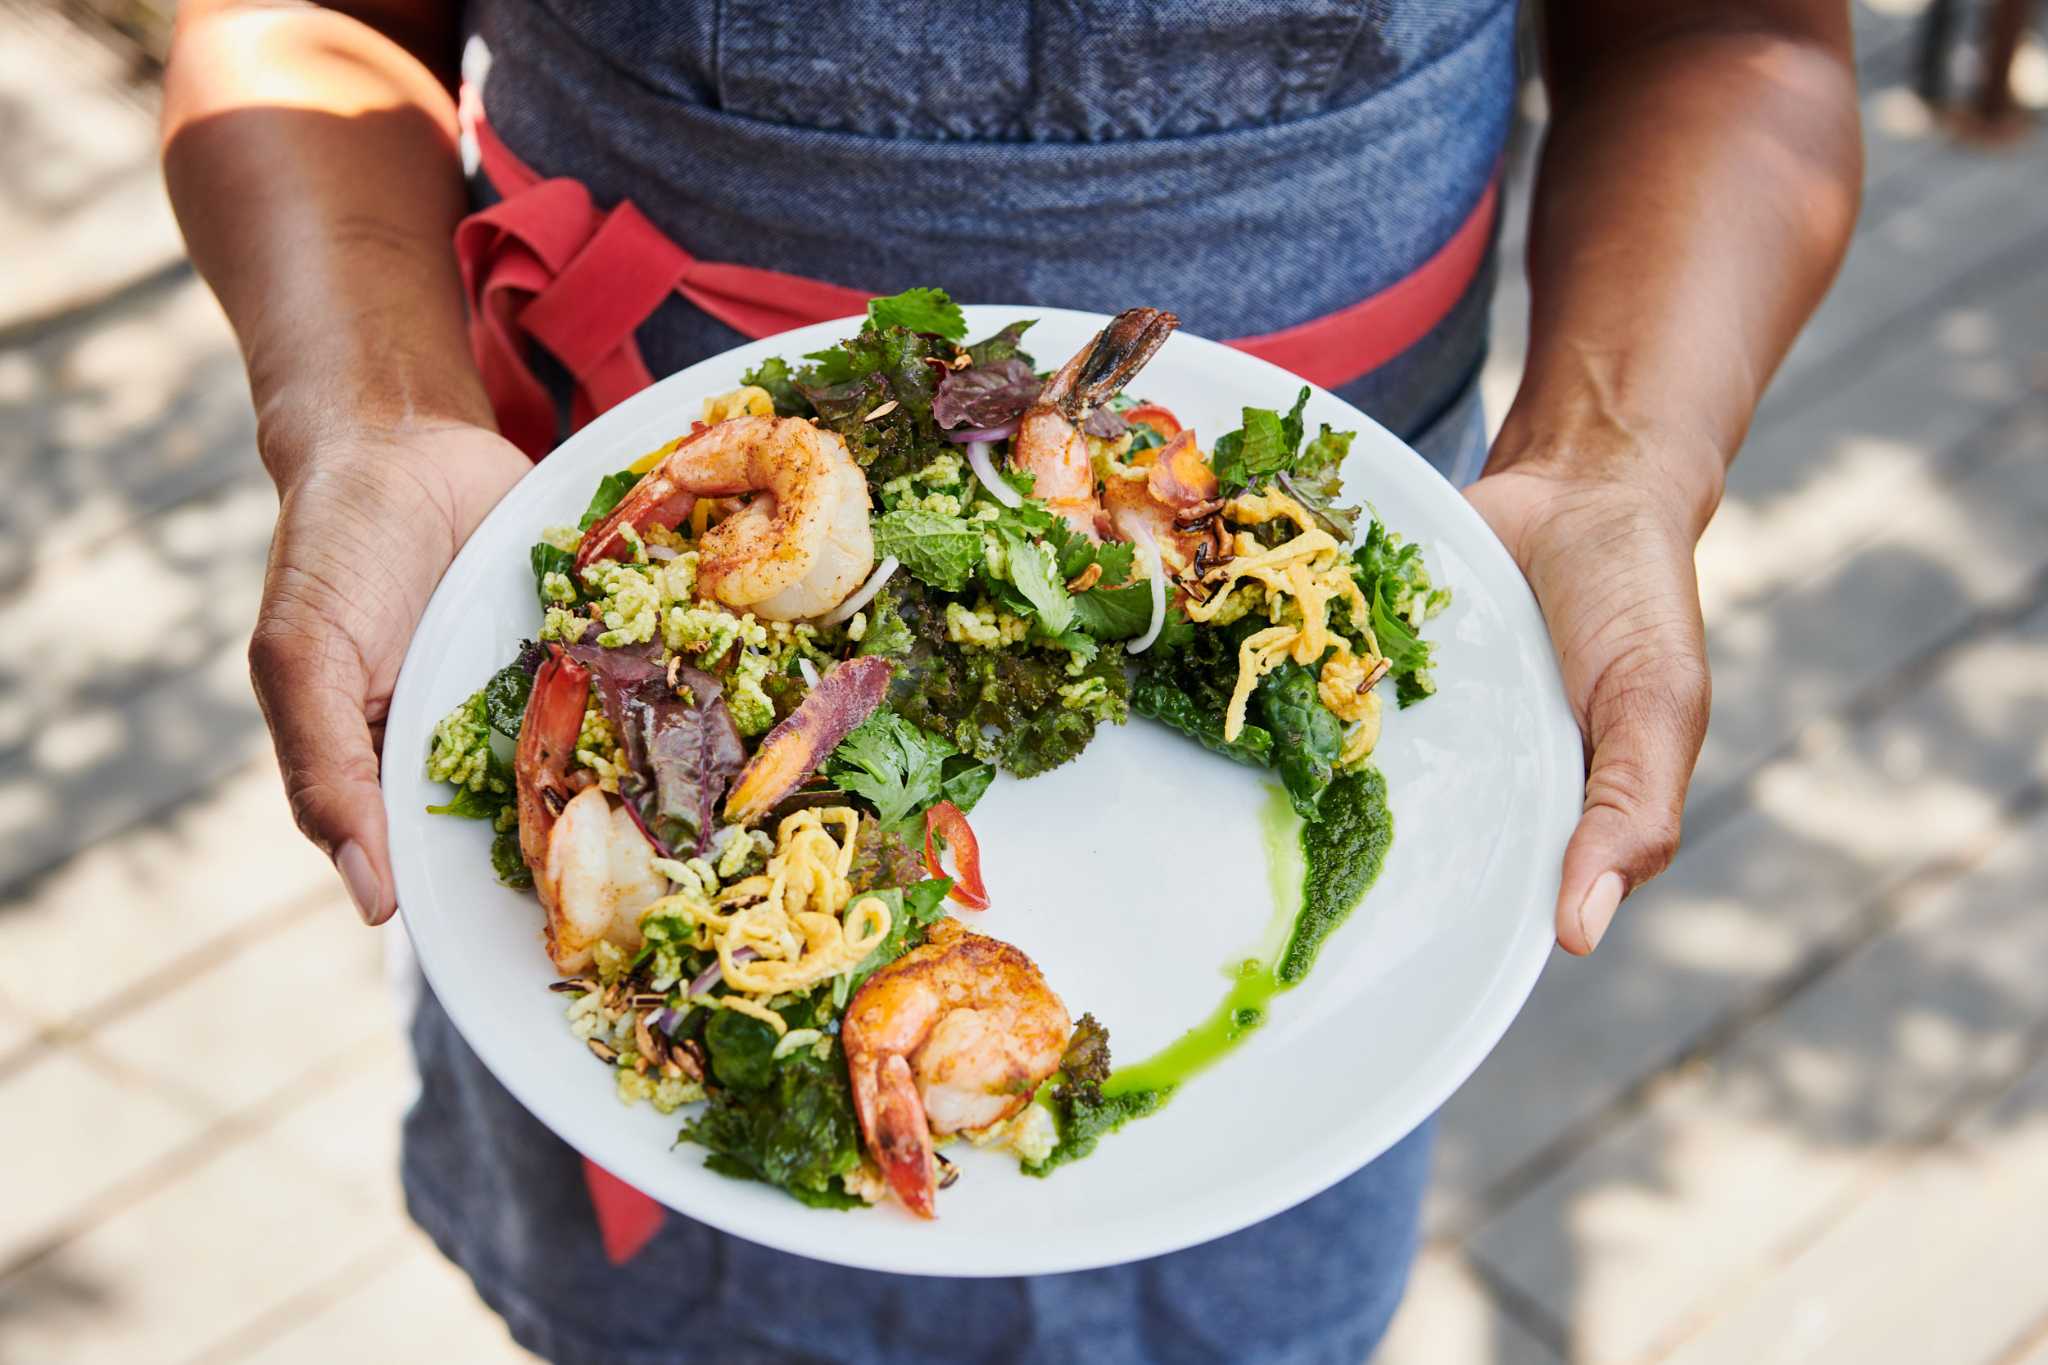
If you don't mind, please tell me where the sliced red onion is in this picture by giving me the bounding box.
[1125,524,1169,656]
[966,440,1023,509]
[688,946,759,998]
[818,555,899,627]
[644,544,681,561]
[943,420,1020,445]
[797,656,821,691]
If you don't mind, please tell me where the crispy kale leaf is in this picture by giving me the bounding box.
[739,355,811,416]
[1022,1015,1170,1177]
[1254,662,1346,819]
[796,325,947,483]
[682,1046,866,1210]
[1351,520,1452,707]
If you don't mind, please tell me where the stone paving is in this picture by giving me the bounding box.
[2,4,2045,1362]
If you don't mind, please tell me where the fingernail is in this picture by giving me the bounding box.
[335,841,382,924]
[1575,870,1626,952]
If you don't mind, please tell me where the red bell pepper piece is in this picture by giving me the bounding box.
[923,801,990,910]
[1124,404,1183,441]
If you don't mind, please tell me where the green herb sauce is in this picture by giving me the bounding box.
[1099,773,1392,1102]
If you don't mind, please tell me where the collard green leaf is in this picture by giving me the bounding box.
[939,757,996,814]
[578,468,643,530]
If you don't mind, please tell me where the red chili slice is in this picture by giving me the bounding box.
[1124,404,1183,441]
[923,801,990,910]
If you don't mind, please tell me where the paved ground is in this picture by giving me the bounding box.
[1,3,2044,1362]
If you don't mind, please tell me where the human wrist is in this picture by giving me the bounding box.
[1485,393,1726,543]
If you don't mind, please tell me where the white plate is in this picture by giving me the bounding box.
[384,305,1581,1278]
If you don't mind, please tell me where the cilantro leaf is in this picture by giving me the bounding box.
[1069,581,1156,640]
[866,287,966,340]
[872,509,982,593]
[825,711,956,831]
[996,530,1075,637]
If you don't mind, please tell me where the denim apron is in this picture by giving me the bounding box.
[405,5,1515,1361]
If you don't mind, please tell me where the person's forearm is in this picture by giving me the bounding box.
[162,1,490,486]
[1496,5,1862,530]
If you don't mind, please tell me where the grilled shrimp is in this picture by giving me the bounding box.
[515,646,665,973]
[1103,428,1220,576]
[1010,307,1178,540]
[576,414,875,620]
[841,918,1070,1218]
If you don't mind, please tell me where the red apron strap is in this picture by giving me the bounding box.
[1224,177,1500,388]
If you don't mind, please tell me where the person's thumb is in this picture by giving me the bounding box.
[249,612,397,925]
[1553,648,1711,954]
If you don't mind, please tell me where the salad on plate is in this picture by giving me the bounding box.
[421,288,1451,1217]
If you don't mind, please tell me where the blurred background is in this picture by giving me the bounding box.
[1,1,2043,1361]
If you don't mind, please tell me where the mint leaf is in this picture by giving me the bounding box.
[866,287,966,340]
[873,509,982,592]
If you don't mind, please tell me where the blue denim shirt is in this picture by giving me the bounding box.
[408,5,1514,1360]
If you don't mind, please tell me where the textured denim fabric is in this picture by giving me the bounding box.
[407,987,1439,1365]
[415,6,1511,1360]
[468,0,1515,442]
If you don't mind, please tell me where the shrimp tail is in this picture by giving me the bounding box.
[1040,307,1180,418]
[574,432,708,573]
[872,1054,939,1218]
[515,645,591,878]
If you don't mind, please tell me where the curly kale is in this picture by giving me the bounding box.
[682,1045,866,1210]
[887,579,1130,778]
[1351,520,1453,706]
[1022,1015,1169,1177]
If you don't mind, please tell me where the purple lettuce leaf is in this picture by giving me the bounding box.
[933,356,1042,431]
[644,665,748,855]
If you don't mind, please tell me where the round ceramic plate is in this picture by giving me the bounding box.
[384,305,1581,1278]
